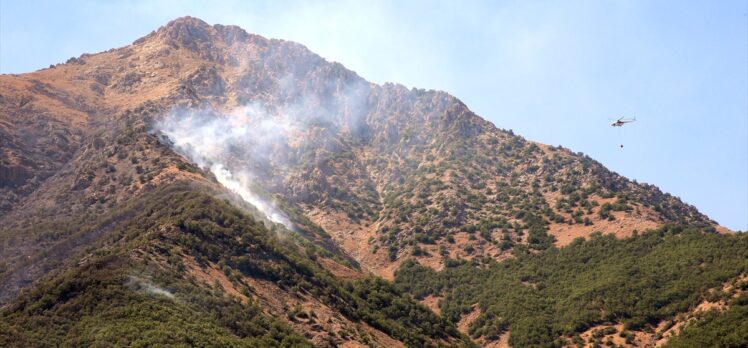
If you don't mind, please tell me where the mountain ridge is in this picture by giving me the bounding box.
[1,16,727,278]
[1,16,742,347]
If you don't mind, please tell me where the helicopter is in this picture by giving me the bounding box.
[610,117,636,148]
[611,117,636,127]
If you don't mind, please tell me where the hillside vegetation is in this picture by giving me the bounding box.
[394,226,748,347]
[1,184,468,347]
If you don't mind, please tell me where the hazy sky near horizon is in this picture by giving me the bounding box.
[1,0,746,230]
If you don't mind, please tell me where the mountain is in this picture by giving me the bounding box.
[1,17,745,347]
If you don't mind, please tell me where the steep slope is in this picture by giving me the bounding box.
[0,17,471,347]
[1,17,722,280]
[394,226,748,346]
[1,183,467,347]
[0,16,740,347]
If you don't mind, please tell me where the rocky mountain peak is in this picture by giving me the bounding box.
[153,16,256,48]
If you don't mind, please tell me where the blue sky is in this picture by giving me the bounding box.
[1,0,746,230]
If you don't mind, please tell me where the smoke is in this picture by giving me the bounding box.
[153,44,375,231]
[155,104,295,229]
[126,275,175,299]
[210,162,292,227]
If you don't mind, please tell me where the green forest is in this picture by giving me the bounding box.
[394,226,748,347]
[0,184,470,347]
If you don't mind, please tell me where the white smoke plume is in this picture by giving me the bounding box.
[153,45,375,231]
[210,163,292,227]
[155,103,295,229]
[126,275,175,299]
